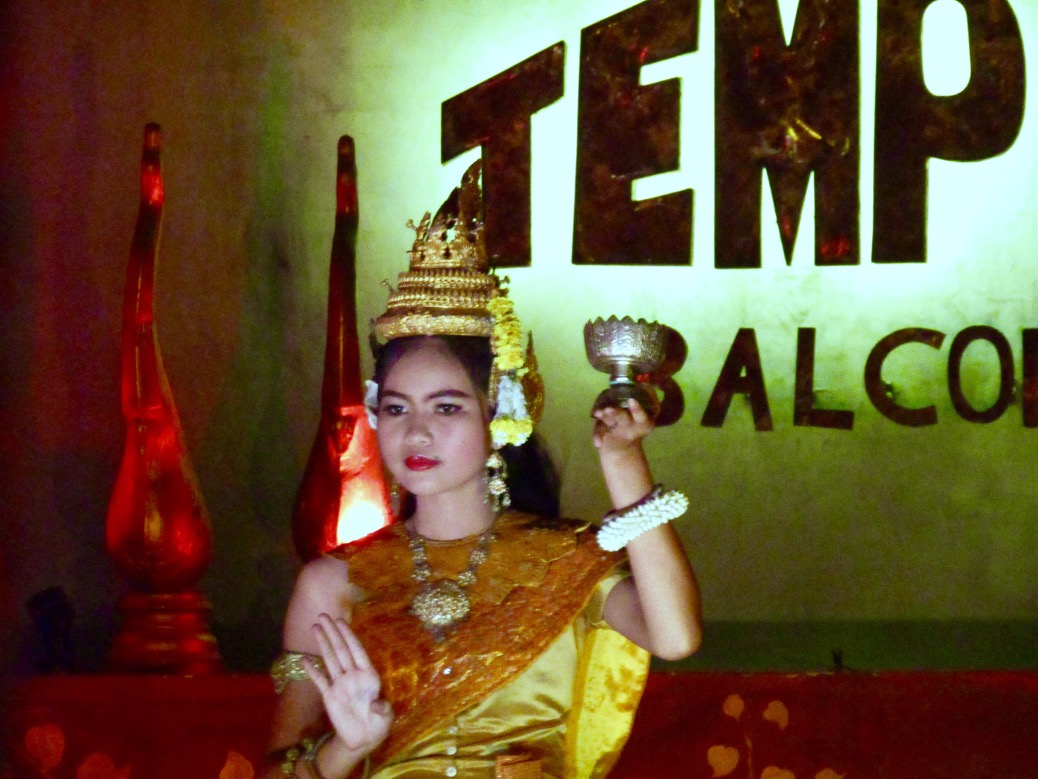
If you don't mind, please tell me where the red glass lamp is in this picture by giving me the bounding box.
[292,136,392,561]
[104,124,221,673]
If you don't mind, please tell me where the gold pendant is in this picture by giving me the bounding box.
[411,580,471,642]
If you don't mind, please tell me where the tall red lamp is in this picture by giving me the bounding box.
[104,124,221,673]
[292,136,392,561]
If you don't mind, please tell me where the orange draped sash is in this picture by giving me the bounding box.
[330,511,647,774]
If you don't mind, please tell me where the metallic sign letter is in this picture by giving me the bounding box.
[947,326,1014,423]
[794,328,854,429]
[573,0,697,265]
[873,0,1025,263]
[864,328,945,426]
[1025,329,1038,428]
[702,328,773,430]
[442,43,565,267]
[715,0,860,268]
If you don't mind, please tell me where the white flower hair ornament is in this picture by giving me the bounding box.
[488,287,542,448]
[364,379,379,429]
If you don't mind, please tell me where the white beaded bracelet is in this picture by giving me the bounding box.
[596,485,689,551]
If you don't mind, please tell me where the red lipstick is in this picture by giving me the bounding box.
[404,455,438,471]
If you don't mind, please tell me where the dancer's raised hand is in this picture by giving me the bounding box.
[304,613,393,752]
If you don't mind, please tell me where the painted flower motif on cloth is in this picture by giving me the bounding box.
[23,724,64,773]
[763,700,790,730]
[722,693,745,720]
[707,744,740,777]
[19,722,137,779]
[218,751,256,779]
[708,695,845,779]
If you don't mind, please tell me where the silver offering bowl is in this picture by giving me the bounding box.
[583,315,666,416]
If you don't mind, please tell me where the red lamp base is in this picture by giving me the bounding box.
[107,591,223,675]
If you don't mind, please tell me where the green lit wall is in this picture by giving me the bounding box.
[1,0,1035,673]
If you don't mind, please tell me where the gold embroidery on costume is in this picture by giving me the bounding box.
[329,511,622,768]
[495,754,542,779]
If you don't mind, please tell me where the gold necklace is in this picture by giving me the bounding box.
[407,521,495,643]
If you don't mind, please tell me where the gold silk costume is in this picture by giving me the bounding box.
[268,162,652,777]
[327,511,650,778]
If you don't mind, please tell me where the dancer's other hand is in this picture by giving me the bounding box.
[593,398,654,452]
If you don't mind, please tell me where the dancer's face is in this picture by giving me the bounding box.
[376,338,491,502]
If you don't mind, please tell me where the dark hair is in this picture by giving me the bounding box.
[372,336,492,401]
[372,335,560,518]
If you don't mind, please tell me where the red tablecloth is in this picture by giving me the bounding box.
[613,671,1038,778]
[5,671,1038,778]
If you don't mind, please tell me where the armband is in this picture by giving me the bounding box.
[270,650,327,694]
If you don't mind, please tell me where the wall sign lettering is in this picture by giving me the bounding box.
[695,325,1033,430]
[440,0,1031,431]
[443,0,1025,268]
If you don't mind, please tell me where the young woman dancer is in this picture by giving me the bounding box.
[264,163,701,779]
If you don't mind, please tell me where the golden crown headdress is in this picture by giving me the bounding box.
[372,160,497,342]
[371,160,542,446]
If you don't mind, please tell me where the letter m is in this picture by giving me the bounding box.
[715,0,859,268]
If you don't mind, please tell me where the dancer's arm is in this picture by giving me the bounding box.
[595,400,703,660]
[261,556,392,778]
